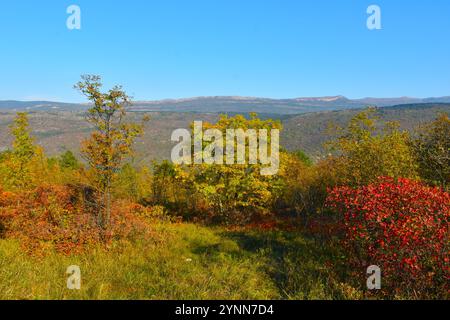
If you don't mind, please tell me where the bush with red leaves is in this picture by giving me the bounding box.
[326,177,449,298]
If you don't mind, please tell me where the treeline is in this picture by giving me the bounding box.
[0,76,448,298]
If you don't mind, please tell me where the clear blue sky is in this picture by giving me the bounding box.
[1,0,449,102]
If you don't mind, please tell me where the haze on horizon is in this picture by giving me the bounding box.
[3,94,450,105]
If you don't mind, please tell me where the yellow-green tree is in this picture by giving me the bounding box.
[58,150,80,170]
[412,113,450,189]
[328,108,418,186]
[113,163,152,202]
[75,75,146,228]
[186,114,282,224]
[0,113,39,189]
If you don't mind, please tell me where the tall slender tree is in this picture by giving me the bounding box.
[75,75,146,228]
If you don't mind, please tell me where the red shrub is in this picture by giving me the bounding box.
[326,177,449,297]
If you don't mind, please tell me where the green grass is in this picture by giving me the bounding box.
[0,222,362,300]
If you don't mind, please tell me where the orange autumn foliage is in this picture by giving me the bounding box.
[0,184,156,255]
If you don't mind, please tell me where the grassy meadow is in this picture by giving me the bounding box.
[0,222,361,300]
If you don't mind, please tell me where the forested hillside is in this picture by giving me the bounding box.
[283,103,450,157]
[1,103,448,161]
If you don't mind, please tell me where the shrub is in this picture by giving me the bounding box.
[326,177,449,298]
[277,153,338,219]
[0,184,153,255]
[293,149,313,167]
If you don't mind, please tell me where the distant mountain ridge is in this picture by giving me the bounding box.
[1,96,450,115]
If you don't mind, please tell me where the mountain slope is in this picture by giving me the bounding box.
[0,103,448,161]
[282,103,450,158]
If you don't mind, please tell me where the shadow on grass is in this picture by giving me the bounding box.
[219,230,351,299]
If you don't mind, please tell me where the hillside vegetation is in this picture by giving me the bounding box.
[0,76,448,300]
[283,103,450,157]
[1,103,449,162]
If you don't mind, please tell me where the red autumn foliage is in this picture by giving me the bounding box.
[326,177,450,297]
[0,185,155,255]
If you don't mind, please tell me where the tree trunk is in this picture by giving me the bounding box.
[104,176,112,229]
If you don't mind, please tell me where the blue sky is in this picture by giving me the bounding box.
[0,0,449,102]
